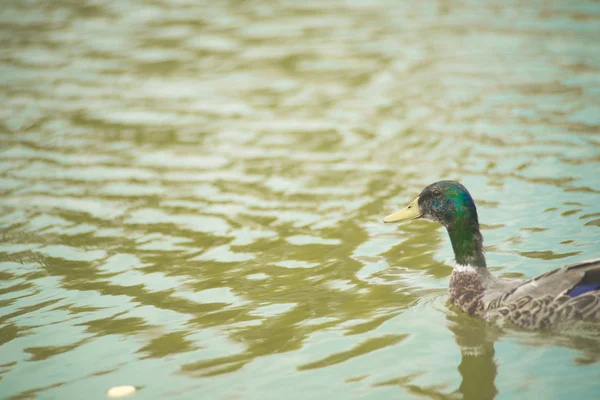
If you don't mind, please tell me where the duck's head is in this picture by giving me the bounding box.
[384,180,485,267]
[383,181,478,227]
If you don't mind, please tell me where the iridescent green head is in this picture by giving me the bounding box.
[384,181,486,268]
[416,181,479,227]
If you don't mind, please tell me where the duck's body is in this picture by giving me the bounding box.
[450,259,600,329]
[384,181,600,330]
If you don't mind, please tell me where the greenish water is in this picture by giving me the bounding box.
[1,0,600,399]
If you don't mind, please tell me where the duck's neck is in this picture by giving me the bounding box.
[446,221,490,315]
[446,218,486,269]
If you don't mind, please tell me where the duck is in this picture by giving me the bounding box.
[383,180,600,330]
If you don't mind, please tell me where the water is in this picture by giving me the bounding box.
[1,0,600,398]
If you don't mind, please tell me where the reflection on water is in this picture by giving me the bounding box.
[1,0,600,398]
[449,313,498,400]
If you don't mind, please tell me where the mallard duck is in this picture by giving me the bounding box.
[383,180,600,329]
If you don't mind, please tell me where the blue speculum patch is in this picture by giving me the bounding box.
[568,283,600,298]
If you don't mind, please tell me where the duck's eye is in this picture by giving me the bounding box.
[433,190,442,198]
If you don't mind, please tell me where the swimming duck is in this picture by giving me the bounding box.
[383,180,600,329]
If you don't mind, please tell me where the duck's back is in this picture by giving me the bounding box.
[483,259,600,329]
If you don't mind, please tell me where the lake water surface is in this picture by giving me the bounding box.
[1,0,600,399]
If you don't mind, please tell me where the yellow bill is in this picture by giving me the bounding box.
[383,196,422,223]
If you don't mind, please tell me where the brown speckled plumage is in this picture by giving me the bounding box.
[449,259,600,330]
